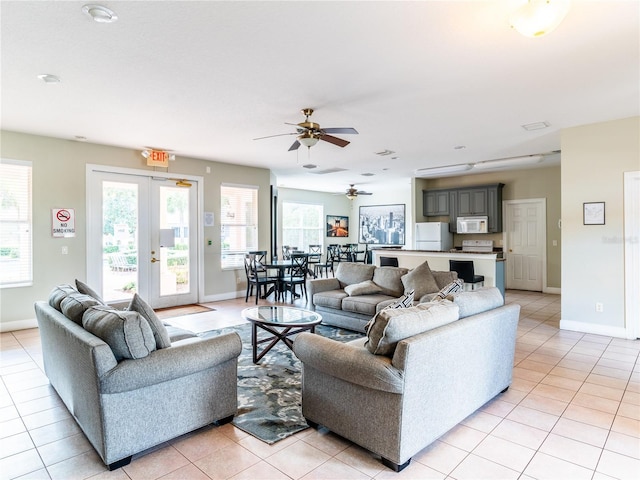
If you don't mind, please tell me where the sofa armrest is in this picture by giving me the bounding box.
[99,332,242,394]
[308,278,341,297]
[293,333,404,394]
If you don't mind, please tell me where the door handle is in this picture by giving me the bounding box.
[151,257,159,263]
[509,249,513,252]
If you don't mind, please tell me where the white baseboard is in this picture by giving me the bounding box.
[200,290,244,303]
[1,318,38,333]
[560,319,631,339]
[543,286,561,295]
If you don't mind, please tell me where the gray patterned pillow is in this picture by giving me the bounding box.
[49,285,77,311]
[83,306,157,361]
[436,280,464,299]
[60,293,101,325]
[75,279,106,305]
[128,294,172,349]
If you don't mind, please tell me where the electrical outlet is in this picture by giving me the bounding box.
[236,277,241,285]
[595,302,604,313]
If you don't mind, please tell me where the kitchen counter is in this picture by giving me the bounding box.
[371,249,505,296]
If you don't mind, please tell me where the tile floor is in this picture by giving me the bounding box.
[1,291,639,479]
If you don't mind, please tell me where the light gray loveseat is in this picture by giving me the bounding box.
[308,261,458,332]
[293,287,519,472]
[34,284,242,470]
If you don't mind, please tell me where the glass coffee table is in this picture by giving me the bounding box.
[241,306,322,363]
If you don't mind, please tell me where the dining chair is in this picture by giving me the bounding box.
[281,253,309,302]
[449,260,484,290]
[244,253,279,304]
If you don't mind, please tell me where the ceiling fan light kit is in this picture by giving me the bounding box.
[509,0,571,37]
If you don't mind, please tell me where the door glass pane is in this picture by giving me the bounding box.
[159,185,190,296]
[102,181,138,302]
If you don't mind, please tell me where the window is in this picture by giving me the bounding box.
[282,202,323,251]
[221,184,258,269]
[0,159,32,287]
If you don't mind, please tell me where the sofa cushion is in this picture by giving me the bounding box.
[365,300,459,356]
[401,261,440,300]
[436,279,464,299]
[372,266,409,297]
[49,285,77,311]
[60,293,101,325]
[335,262,375,289]
[344,280,382,296]
[164,325,198,342]
[128,294,172,349]
[341,293,396,316]
[82,306,157,361]
[447,287,504,318]
[313,290,348,310]
[75,279,106,305]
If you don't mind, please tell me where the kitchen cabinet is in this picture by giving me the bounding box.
[423,183,504,233]
[423,190,450,216]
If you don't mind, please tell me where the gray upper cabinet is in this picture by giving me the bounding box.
[423,183,504,233]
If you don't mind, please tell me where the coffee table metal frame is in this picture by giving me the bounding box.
[241,306,322,363]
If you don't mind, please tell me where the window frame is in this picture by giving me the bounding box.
[220,183,259,269]
[281,201,324,253]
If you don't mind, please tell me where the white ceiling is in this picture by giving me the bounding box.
[2,1,638,194]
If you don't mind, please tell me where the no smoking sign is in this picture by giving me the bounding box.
[52,208,76,237]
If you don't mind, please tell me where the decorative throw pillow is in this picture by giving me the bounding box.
[364,289,415,332]
[60,293,101,325]
[49,284,77,311]
[75,279,106,305]
[435,279,464,299]
[365,300,460,356]
[401,261,440,300]
[344,280,383,296]
[83,306,157,361]
[447,287,504,318]
[127,293,172,349]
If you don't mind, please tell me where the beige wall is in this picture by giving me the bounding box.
[561,116,640,336]
[0,131,271,328]
[414,165,562,289]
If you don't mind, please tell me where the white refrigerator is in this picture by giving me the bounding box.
[415,222,453,251]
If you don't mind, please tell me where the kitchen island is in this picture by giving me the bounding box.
[371,249,505,297]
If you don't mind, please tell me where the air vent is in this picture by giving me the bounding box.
[375,149,395,156]
[302,164,317,169]
[521,121,550,131]
[361,173,375,177]
[307,168,348,175]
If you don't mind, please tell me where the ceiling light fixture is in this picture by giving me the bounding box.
[415,164,473,177]
[298,131,320,148]
[509,0,571,38]
[37,74,60,83]
[82,4,118,23]
[473,155,544,170]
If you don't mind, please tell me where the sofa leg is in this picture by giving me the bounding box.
[382,457,411,472]
[215,414,234,426]
[305,419,319,429]
[501,386,509,393]
[108,456,132,470]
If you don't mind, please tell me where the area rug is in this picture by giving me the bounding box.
[199,323,364,444]
[154,304,215,319]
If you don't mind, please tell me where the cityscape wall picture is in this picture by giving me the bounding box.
[358,204,405,245]
[326,215,349,237]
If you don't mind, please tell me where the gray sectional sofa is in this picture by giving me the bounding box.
[308,261,458,332]
[34,284,242,470]
[294,287,520,472]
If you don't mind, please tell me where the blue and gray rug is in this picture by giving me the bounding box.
[200,323,364,444]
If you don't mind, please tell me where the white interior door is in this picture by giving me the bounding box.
[87,169,198,308]
[504,199,545,291]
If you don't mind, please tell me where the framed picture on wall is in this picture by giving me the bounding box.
[326,215,349,237]
[358,204,405,245]
[583,202,605,225]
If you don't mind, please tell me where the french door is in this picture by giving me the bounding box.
[87,168,198,308]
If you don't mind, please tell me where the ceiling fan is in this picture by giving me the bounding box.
[254,108,358,151]
[343,184,372,200]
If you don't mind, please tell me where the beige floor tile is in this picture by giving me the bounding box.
[579,382,624,401]
[0,448,45,480]
[622,390,640,406]
[611,415,640,438]
[551,417,609,447]
[301,429,351,457]
[596,449,640,480]
[515,359,554,375]
[334,445,385,478]
[540,374,583,392]
[498,387,527,405]
[438,424,486,452]
[478,398,516,418]
[123,445,190,480]
[0,431,35,460]
[170,426,236,462]
[0,417,27,439]
[592,365,633,380]
[194,443,260,480]
[529,383,576,403]
[572,392,620,414]
[21,406,71,431]
[492,418,549,450]
[265,440,331,479]
[519,393,568,416]
[562,404,615,430]
[37,433,93,466]
[374,459,445,479]
[472,435,535,472]
[301,457,372,480]
[46,449,107,480]
[605,431,640,459]
[228,460,292,480]
[618,402,640,421]
[506,405,559,431]
[460,410,502,433]
[237,432,299,459]
[450,453,520,480]
[157,463,211,480]
[0,404,20,422]
[412,440,467,476]
[539,433,602,469]
[524,451,594,480]
[548,365,590,381]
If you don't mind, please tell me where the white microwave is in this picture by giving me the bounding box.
[457,216,488,234]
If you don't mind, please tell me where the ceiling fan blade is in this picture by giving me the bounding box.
[322,127,359,135]
[321,134,350,148]
[253,132,297,141]
[357,191,373,195]
[288,140,301,151]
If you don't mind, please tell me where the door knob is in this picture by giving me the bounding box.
[509,249,513,252]
[151,257,159,263]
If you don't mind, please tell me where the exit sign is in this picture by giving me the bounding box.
[147,150,169,167]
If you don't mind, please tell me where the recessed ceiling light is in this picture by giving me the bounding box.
[521,121,550,131]
[82,4,118,23]
[302,164,317,169]
[454,145,466,150]
[361,173,375,177]
[37,74,60,83]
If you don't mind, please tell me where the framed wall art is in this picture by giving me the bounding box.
[326,215,349,237]
[583,202,605,225]
[359,204,405,245]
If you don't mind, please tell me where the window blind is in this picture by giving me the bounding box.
[220,184,258,269]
